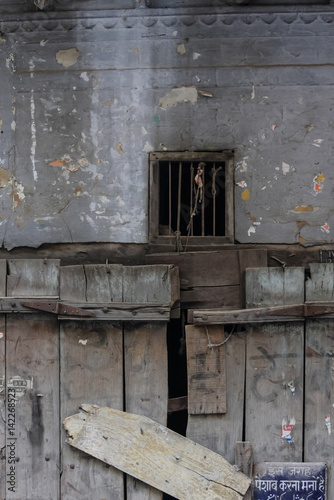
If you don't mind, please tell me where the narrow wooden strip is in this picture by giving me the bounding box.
[0,260,6,296]
[64,405,250,500]
[0,316,5,500]
[187,329,246,464]
[238,249,267,308]
[201,164,205,236]
[177,162,182,234]
[190,162,194,236]
[7,259,60,297]
[186,325,226,414]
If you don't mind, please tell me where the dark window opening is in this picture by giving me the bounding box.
[149,152,234,247]
[158,161,226,238]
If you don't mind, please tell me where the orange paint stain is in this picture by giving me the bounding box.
[49,159,65,167]
[241,189,250,200]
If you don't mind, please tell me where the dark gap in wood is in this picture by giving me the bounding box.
[242,326,248,442]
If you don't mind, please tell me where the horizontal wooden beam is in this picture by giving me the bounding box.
[192,302,334,325]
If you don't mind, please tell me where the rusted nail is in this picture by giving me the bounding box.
[202,315,208,321]
[132,311,137,316]
[45,456,50,462]
[11,302,16,307]
[15,457,20,462]
[256,312,261,317]
[70,464,75,469]
[234,313,238,318]
[102,307,108,313]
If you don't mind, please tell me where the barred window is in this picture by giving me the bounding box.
[149,152,234,249]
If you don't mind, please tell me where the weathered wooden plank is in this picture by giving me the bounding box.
[246,267,305,308]
[186,325,226,414]
[5,259,60,500]
[305,263,334,497]
[0,260,5,500]
[64,405,251,500]
[7,259,60,297]
[123,265,169,500]
[145,251,241,287]
[0,320,5,500]
[181,285,241,311]
[6,315,60,500]
[238,249,267,307]
[60,264,124,499]
[245,267,305,464]
[235,442,253,500]
[187,329,246,464]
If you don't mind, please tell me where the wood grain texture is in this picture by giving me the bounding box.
[238,249,267,307]
[235,442,253,500]
[187,330,246,464]
[245,267,305,465]
[305,264,334,497]
[7,259,60,297]
[181,285,240,311]
[64,405,251,500]
[60,264,124,499]
[186,325,226,414]
[6,315,60,500]
[5,259,60,500]
[123,265,169,500]
[0,261,5,499]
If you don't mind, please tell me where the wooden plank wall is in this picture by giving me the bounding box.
[305,263,334,496]
[60,264,124,499]
[0,260,7,500]
[6,259,60,500]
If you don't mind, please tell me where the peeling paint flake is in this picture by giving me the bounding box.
[312,139,324,148]
[80,72,89,81]
[295,205,313,212]
[198,90,213,98]
[241,189,250,200]
[56,48,81,68]
[282,162,291,175]
[193,52,201,60]
[159,87,197,110]
[313,173,325,193]
[236,181,247,188]
[0,167,10,188]
[142,141,154,153]
[79,339,88,345]
[321,223,330,234]
[116,142,124,154]
[251,85,255,100]
[177,43,186,55]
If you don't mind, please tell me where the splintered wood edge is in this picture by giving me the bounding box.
[63,405,251,500]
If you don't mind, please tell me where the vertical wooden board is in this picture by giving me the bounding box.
[7,259,60,297]
[305,264,334,497]
[6,315,60,500]
[60,321,124,499]
[304,319,334,497]
[238,249,267,307]
[187,330,246,464]
[124,266,169,500]
[60,264,124,499]
[245,322,304,464]
[0,316,6,500]
[245,267,305,308]
[186,325,226,414]
[0,261,6,499]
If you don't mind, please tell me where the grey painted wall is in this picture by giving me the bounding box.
[0,3,333,249]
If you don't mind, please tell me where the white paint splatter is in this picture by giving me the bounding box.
[40,39,48,46]
[312,139,324,148]
[79,339,88,345]
[159,87,198,109]
[236,181,247,188]
[56,48,81,67]
[0,332,3,339]
[30,91,38,181]
[11,121,16,131]
[142,141,154,153]
[80,72,89,82]
[251,85,255,100]
[282,162,291,175]
[193,52,201,60]
[116,195,125,206]
[141,126,148,136]
[248,226,256,236]
[172,31,178,36]
[6,53,15,72]
[236,158,248,172]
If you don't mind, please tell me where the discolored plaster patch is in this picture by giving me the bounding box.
[159,87,198,109]
[295,205,313,212]
[0,167,10,188]
[56,48,81,68]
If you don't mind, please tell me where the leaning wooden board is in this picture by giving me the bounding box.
[305,263,334,497]
[64,405,251,500]
[6,259,60,500]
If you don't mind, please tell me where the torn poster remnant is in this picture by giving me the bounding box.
[321,223,330,234]
[325,414,331,435]
[288,381,295,397]
[313,173,325,193]
[281,417,295,442]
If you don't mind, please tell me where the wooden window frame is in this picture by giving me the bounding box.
[149,151,234,247]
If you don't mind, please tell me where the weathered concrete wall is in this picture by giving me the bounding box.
[0,4,333,249]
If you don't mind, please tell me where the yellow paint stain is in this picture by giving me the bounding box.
[135,48,139,53]
[315,173,325,182]
[49,159,65,167]
[116,142,124,154]
[102,100,113,107]
[241,189,250,200]
[295,205,313,212]
[98,159,102,163]
[299,236,306,243]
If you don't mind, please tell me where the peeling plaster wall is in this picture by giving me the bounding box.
[0,5,334,249]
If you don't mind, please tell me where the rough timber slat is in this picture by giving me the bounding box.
[187,328,246,465]
[305,263,334,497]
[123,266,169,500]
[245,267,305,464]
[64,405,251,500]
[60,264,124,499]
[186,325,227,414]
[0,260,6,500]
[6,259,60,500]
